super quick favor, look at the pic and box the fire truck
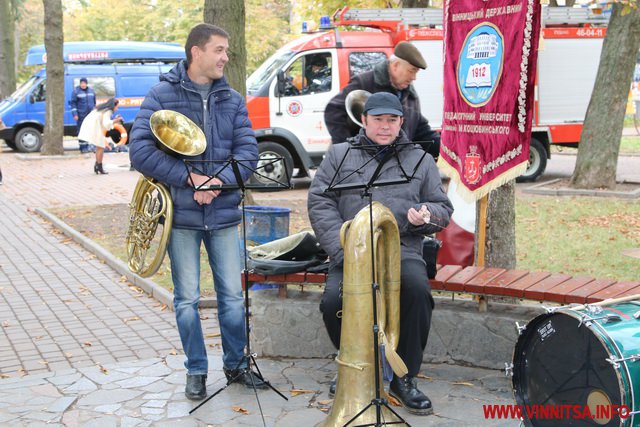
[245,6,609,185]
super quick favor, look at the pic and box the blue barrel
[243,206,290,245]
[241,206,290,290]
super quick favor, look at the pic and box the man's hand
[74,115,78,121]
[189,173,223,205]
[408,204,430,226]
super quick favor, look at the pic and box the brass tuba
[126,110,207,277]
[345,89,371,127]
[317,202,407,427]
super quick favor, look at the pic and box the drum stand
[185,157,291,426]
[324,142,430,427]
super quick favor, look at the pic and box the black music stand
[185,157,290,425]
[324,141,433,427]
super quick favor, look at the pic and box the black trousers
[320,257,434,377]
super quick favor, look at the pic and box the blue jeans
[168,226,246,375]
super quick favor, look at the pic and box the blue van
[0,41,185,152]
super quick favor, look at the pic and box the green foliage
[516,196,640,282]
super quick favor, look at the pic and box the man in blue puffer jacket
[129,23,261,401]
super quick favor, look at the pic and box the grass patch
[516,196,640,282]
[621,135,640,152]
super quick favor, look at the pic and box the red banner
[440,0,541,200]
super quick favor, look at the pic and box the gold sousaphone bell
[126,110,207,277]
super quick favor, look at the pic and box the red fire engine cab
[245,7,608,186]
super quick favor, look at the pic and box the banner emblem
[464,147,482,185]
[457,23,504,107]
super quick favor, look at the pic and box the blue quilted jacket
[129,60,258,231]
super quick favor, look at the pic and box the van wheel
[15,127,42,153]
[516,138,547,183]
[249,142,293,191]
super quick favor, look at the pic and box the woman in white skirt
[78,98,122,174]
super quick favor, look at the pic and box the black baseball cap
[80,77,88,83]
[363,92,403,117]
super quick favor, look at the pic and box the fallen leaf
[205,333,221,338]
[99,365,108,374]
[160,304,168,311]
[64,352,73,358]
[416,373,433,380]
[231,406,249,415]
[317,399,333,405]
[2,320,9,328]
[452,381,474,387]
[83,341,92,347]
[38,360,49,365]
[0,373,10,379]
[170,348,178,355]
[124,316,140,323]
[290,389,314,397]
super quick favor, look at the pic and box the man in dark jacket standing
[324,42,440,159]
[309,92,452,416]
[129,23,262,401]
[69,77,96,153]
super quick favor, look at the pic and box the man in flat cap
[324,41,440,159]
[310,92,452,415]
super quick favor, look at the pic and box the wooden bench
[245,265,640,308]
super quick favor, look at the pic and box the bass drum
[512,302,640,427]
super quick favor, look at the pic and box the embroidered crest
[464,146,482,184]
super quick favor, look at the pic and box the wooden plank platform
[245,266,640,304]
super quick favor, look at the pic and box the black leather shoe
[224,367,268,389]
[185,374,207,400]
[389,375,433,415]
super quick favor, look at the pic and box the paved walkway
[0,148,520,426]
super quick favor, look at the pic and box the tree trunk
[204,0,256,202]
[476,181,516,269]
[570,2,640,189]
[0,0,16,99]
[41,0,64,156]
[203,0,247,95]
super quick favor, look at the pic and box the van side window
[282,53,332,96]
[32,81,46,102]
[75,77,115,98]
[349,52,387,78]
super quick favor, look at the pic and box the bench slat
[482,270,531,296]
[588,281,640,301]
[501,271,552,298]
[565,278,617,304]
[522,273,572,301]
[464,268,507,294]
[544,276,594,303]
[443,266,485,292]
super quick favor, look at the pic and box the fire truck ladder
[334,7,443,30]
[543,7,609,25]
[334,6,609,29]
